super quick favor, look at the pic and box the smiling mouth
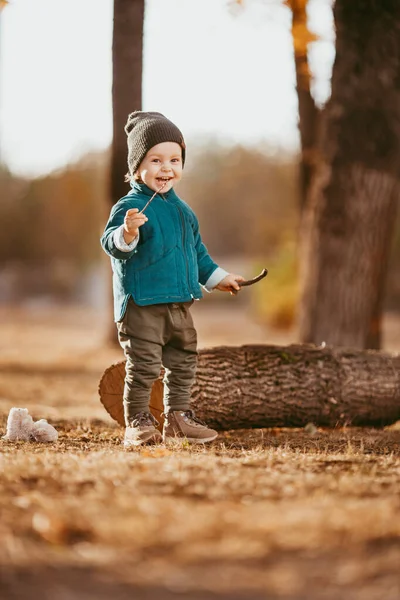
[156,176,173,182]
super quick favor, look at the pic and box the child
[101,111,244,447]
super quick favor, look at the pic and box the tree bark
[299,0,400,349]
[188,344,400,430]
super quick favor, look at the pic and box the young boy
[101,111,244,447]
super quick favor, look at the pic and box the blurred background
[0,0,399,353]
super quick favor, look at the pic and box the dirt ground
[0,304,399,600]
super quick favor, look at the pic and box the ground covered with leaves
[0,306,399,599]
[1,423,399,600]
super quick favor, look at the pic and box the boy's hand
[123,208,148,244]
[215,273,245,295]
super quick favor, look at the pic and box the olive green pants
[117,298,198,425]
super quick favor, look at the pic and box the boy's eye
[151,159,160,163]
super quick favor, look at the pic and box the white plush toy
[3,407,58,443]
[31,418,58,443]
[3,408,34,441]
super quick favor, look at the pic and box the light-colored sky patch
[0,0,333,176]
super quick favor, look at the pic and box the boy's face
[136,141,183,193]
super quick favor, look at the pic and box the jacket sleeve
[192,214,221,286]
[100,200,140,260]
[113,226,139,252]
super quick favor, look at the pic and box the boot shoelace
[181,410,207,427]
[130,412,159,428]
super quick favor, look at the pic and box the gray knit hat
[124,111,186,179]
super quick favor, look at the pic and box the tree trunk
[108,0,145,344]
[99,344,400,430]
[110,0,144,205]
[299,0,400,349]
[188,344,400,430]
[290,0,318,213]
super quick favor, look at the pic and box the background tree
[299,0,400,349]
[110,0,145,206]
[108,0,145,342]
[285,0,318,213]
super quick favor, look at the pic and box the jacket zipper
[176,205,194,298]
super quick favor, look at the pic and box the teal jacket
[101,183,221,321]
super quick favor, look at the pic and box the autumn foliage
[0,142,399,312]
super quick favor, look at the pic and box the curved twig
[238,268,268,287]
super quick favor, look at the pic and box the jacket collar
[130,181,179,201]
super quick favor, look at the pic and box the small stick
[238,268,268,287]
[230,268,268,295]
[138,183,166,214]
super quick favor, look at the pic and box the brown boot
[163,410,218,444]
[124,412,162,448]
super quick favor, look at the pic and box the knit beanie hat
[125,111,186,179]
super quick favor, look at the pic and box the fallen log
[99,344,400,430]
